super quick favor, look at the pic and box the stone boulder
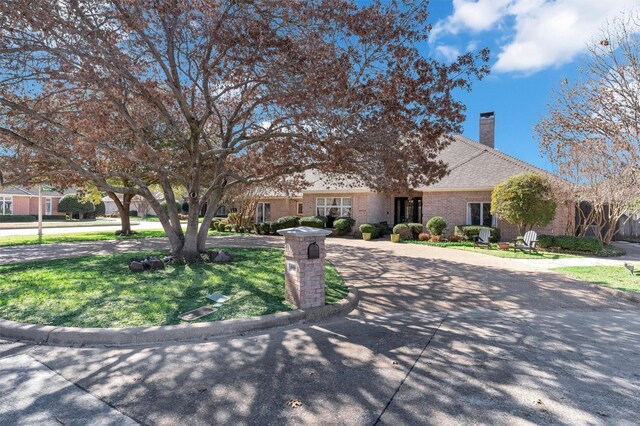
[214,250,232,263]
[129,261,144,272]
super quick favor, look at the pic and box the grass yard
[0,229,230,247]
[404,240,577,259]
[553,265,640,294]
[0,248,348,328]
[0,219,135,230]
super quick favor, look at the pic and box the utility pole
[38,185,43,242]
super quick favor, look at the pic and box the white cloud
[435,44,462,62]
[432,0,639,74]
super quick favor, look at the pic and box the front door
[394,198,407,224]
[394,197,422,224]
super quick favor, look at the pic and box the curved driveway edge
[0,288,359,347]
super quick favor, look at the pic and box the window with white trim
[256,202,271,223]
[0,196,12,215]
[316,197,351,218]
[296,202,304,215]
[45,198,52,215]
[467,202,494,227]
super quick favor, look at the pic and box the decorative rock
[163,255,175,264]
[129,261,144,272]
[207,251,218,262]
[148,257,165,270]
[212,250,232,263]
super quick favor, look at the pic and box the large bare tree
[536,11,640,244]
[0,0,489,261]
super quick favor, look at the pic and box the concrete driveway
[1,237,639,425]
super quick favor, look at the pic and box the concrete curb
[0,288,359,347]
[582,280,640,304]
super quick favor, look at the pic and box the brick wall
[256,198,301,222]
[283,235,326,308]
[10,196,30,215]
[422,190,572,241]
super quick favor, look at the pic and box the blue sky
[422,0,637,171]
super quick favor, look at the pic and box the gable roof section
[0,186,74,196]
[416,135,551,191]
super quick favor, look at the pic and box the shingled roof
[0,186,74,197]
[416,135,551,191]
[298,135,553,193]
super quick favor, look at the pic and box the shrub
[300,216,325,229]
[225,224,236,232]
[418,232,430,241]
[57,194,95,218]
[181,202,189,213]
[374,223,388,238]
[211,218,222,231]
[554,235,603,253]
[359,224,376,234]
[0,215,36,222]
[448,235,461,242]
[271,216,300,233]
[160,201,181,215]
[407,222,423,239]
[392,223,412,240]
[426,216,447,236]
[334,217,355,235]
[129,210,138,217]
[43,215,66,220]
[537,234,555,248]
[216,221,227,232]
[94,201,106,217]
[430,235,442,242]
[454,225,501,243]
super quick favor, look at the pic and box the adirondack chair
[513,230,538,253]
[473,228,491,249]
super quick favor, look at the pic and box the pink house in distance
[254,113,572,240]
[0,186,71,217]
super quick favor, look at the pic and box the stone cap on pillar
[277,226,332,237]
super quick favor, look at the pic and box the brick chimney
[479,112,495,148]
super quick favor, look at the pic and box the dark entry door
[395,197,422,224]
[394,197,407,224]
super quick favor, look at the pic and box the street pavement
[0,237,639,425]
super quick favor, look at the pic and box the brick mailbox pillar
[277,226,332,309]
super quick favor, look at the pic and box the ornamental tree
[0,0,489,261]
[57,194,96,219]
[535,12,640,244]
[491,173,557,235]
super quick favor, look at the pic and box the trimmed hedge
[271,216,300,233]
[129,210,138,217]
[426,216,447,236]
[334,217,355,235]
[538,234,603,253]
[454,225,501,243]
[0,215,37,222]
[300,216,325,229]
[43,215,65,220]
[392,223,412,240]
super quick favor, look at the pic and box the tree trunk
[107,192,134,235]
[182,199,202,262]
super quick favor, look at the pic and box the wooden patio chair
[513,230,538,253]
[473,228,491,249]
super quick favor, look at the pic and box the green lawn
[553,265,640,294]
[0,248,348,328]
[0,229,230,247]
[404,240,577,259]
[0,219,134,230]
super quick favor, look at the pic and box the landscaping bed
[404,240,577,259]
[0,248,347,328]
[553,266,640,294]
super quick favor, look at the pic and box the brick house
[0,186,72,217]
[255,113,572,240]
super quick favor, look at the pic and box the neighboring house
[0,186,74,217]
[255,113,572,240]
